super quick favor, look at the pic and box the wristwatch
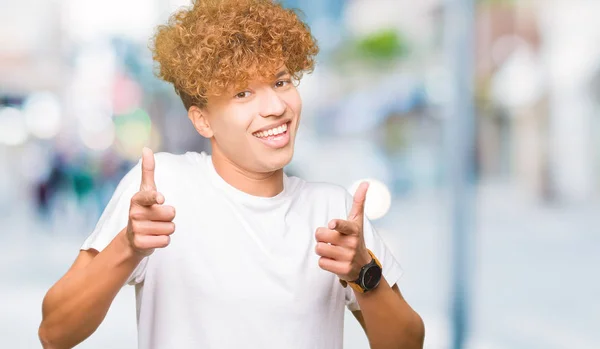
[339,249,382,293]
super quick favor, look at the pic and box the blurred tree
[356,29,408,61]
[332,28,410,69]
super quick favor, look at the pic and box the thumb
[140,147,156,191]
[348,181,369,224]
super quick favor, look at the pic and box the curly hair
[150,0,319,110]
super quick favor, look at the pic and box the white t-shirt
[82,151,403,349]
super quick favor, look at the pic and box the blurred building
[1,1,599,349]
[474,0,600,203]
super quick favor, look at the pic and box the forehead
[217,68,290,93]
[247,67,290,83]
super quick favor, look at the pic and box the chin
[262,147,294,172]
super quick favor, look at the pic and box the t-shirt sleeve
[343,192,403,312]
[80,160,148,285]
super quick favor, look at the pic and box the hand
[315,182,372,282]
[126,147,176,257]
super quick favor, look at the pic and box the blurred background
[1,0,599,348]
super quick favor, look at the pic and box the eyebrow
[275,70,290,79]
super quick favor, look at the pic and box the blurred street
[2,0,600,348]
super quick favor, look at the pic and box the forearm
[355,278,424,349]
[39,229,143,349]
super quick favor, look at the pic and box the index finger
[140,147,156,191]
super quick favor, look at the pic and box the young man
[39,0,424,348]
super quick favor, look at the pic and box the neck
[210,147,284,198]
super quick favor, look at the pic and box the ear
[188,106,213,138]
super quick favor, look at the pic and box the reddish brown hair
[150,0,319,110]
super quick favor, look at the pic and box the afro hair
[150,0,319,110]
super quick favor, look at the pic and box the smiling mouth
[252,121,290,139]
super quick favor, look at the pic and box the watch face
[362,265,382,290]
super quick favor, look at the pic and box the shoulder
[152,151,203,181]
[288,175,351,209]
[153,151,201,172]
[121,151,204,191]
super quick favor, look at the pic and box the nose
[258,88,286,118]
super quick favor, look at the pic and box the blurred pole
[444,0,476,348]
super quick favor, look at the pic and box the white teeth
[254,122,289,138]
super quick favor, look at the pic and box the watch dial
[363,265,382,289]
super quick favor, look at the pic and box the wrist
[356,249,372,268]
[341,249,383,293]
[117,229,146,262]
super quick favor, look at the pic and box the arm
[352,282,425,349]
[39,148,175,349]
[38,230,143,349]
[316,182,424,349]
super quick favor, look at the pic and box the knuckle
[158,236,170,248]
[348,250,357,261]
[133,235,144,248]
[131,220,141,233]
[130,211,144,221]
[315,228,323,240]
[315,242,324,255]
[317,257,327,269]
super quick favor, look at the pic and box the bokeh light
[112,74,143,115]
[78,108,113,132]
[22,92,62,139]
[114,108,153,160]
[349,178,392,220]
[0,107,28,146]
[79,120,116,151]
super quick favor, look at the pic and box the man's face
[201,69,302,173]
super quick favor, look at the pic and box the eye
[275,79,291,88]
[234,91,251,99]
